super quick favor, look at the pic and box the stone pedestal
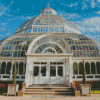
[22,82,26,88]
[80,84,91,96]
[18,91,23,96]
[75,91,80,96]
[71,82,76,88]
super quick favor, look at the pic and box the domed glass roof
[0,6,99,58]
[15,7,81,34]
[0,33,99,58]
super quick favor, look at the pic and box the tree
[13,59,16,85]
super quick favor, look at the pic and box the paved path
[0,94,100,100]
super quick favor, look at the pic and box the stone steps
[23,85,74,96]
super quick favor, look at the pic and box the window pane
[41,62,47,64]
[58,66,63,76]
[85,63,90,74]
[79,62,84,74]
[50,66,56,76]
[73,62,78,74]
[50,62,56,65]
[34,62,40,64]
[34,66,39,76]
[57,62,63,65]
[91,62,95,74]
[41,66,46,76]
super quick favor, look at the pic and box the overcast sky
[0,0,100,41]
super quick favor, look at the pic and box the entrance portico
[25,54,73,87]
[25,34,73,87]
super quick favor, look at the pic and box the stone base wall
[74,80,100,89]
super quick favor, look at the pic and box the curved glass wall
[0,33,99,57]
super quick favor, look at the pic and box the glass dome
[0,33,99,58]
[15,7,81,34]
[0,6,99,58]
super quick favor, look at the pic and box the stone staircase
[23,84,74,96]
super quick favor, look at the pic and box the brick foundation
[74,80,100,89]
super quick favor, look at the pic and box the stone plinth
[75,91,80,96]
[71,82,76,88]
[22,82,26,88]
[18,91,23,96]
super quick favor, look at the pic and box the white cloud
[69,3,77,7]
[74,17,100,33]
[60,2,77,7]
[96,11,100,14]
[6,33,12,36]
[58,11,81,20]
[82,1,88,9]
[0,1,14,16]
[97,0,100,2]
[0,28,6,31]
[7,29,11,31]
[91,0,97,8]
[21,16,32,20]
[26,17,32,19]
[0,3,5,10]
[65,14,80,19]
[1,23,7,26]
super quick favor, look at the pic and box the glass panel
[34,66,39,76]
[41,66,46,76]
[57,62,63,65]
[34,62,40,64]
[73,62,78,74]
[50,66,56,76]
[58,66,63,76]
[79,62,84,74]
[91,62,95,74]
[85,62,90,74]
[50,62,56,65]
[41,62,47,64]
[97,62,100,74]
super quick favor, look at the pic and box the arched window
[85,62,90,74]
[91,62,95,74]
[73,62,78,74]
[24,63,26,75]
[6,62,11,74]
[1,62,6,74]
[35,43,63,54]
[79,62,84,74]
[19,62,23,75]
[96,62,100,74]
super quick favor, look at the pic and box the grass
[91,90,100,94]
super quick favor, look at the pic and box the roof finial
[47,3,50,7]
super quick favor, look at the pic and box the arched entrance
[25,34,72,86]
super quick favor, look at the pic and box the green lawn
[91,90,100,94]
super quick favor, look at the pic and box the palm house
[0,6,100,89]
